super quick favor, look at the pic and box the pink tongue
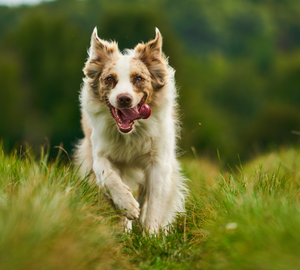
[138,104,151,119]
[119,104,151,120]
[119,106,140,120]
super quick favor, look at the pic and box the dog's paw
[145,222,159,234]
[120,217,133,232]
[112,184,140,220]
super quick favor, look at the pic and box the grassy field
[0,144,300,270]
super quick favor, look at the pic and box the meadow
[1,1,300,269]
[1,144,300,270]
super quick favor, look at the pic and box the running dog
[75,28,187,233]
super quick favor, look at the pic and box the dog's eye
[135,76,143,82]
[105,76,113,82]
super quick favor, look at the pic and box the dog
[75,27,187,233]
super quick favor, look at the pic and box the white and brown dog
[75,28,187,233]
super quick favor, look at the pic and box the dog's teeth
[115,108,119,118]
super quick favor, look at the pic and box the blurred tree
[0,0,299,163]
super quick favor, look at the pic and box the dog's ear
[83,27,118,79]
[134,28,169,90]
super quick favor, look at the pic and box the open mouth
[107,97,151,133]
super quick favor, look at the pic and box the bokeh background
[0,0,300,163]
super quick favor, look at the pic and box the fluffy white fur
[75,28,187,233]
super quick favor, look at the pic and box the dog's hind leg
[160,161,187,229]
[143,162,172,233]
[137,184,147,224]
[144,160,187,233]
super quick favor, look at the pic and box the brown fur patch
[129,58,153,104]
[74,111,94,175]
[81,111,92,139]
[99,67,119,102]
[83,33,119,99]
[134,30,169,91]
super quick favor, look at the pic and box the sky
[0,0,51,6]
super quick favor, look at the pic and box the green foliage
[0,0,300,162]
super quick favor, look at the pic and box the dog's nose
[117,94,132,107]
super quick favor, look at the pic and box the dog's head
[83,28,169,134]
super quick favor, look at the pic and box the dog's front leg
[93,157,140,220]
[144,163,172,233]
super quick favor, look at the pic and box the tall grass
[0,145,128,270]
[0,144,300,269]
[123,148,300,269]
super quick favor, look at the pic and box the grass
[0,144,300,269]
[0,146,128,270]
